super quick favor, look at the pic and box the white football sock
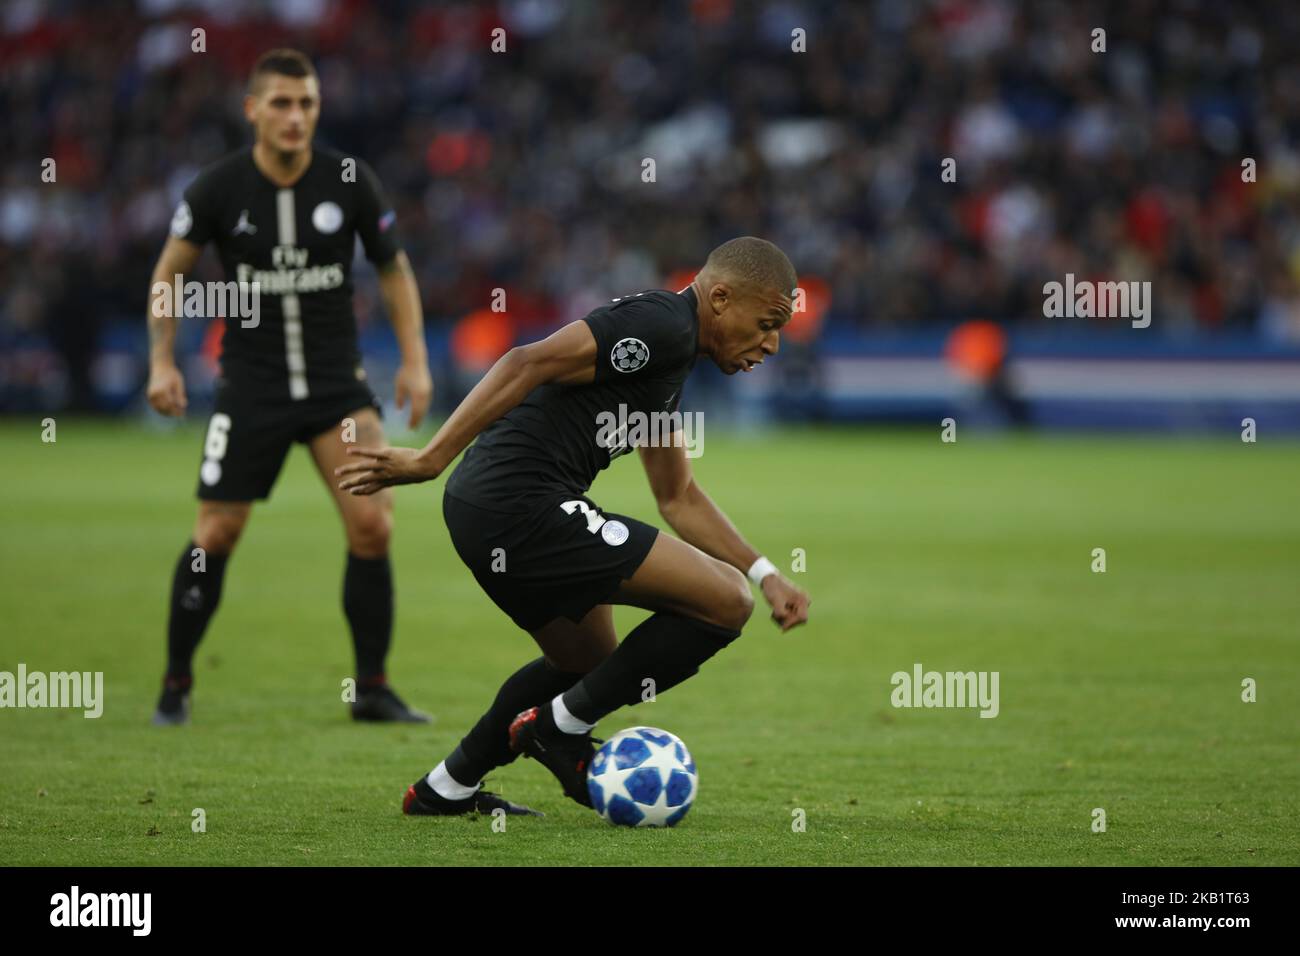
[426,761,479,800]
[551,695,596,734]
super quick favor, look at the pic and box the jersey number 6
[204,413,233,460]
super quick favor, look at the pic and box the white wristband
[747,556,778,585]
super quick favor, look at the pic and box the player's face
[245,74,320,155]
[707,282,792,374]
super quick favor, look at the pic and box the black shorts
[195,381,382,501]
[442,490,659,632]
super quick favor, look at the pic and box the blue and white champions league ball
[587,726,698,827]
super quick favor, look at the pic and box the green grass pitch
[2,419,1297,865]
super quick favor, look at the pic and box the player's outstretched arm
[375,251,432,429]
[145,236,203,417]
[335,319,599,496]
[639,443,810,632]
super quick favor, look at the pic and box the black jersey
[169,145,400,401]
[445,287,700,512]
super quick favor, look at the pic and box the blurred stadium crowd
[3,0,1300,411]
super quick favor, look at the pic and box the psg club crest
[170,201,192,238]
[312,201,343,235]
[601,520,629,546]
[611,337,649,373]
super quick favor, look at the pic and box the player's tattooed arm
[335,320,599,495]
[145,236,203,417]
[639,443,811,632]
[375,251,432,428]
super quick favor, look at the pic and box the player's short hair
[702,237,797,299]
[248,49,317,94]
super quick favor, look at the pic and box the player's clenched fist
[760,573,811,632]
[147,363,188,417]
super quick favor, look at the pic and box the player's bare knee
[731,571,757,629]
[347,506,392,557]
[705,566,753,631]
[194,509,248,555]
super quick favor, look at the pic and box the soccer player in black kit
[146,50,432,724]
[337,237,812,815]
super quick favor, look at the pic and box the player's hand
[760,573,810,632]
[146,363,188,417]
[395,361,433,430]
[334,445,439,495]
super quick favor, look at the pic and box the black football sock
[343,553,393,685]
[444,657,585,787]
[560,613,741,725]
[165,540,231,682]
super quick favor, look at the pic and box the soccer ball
[587,726,698,827]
